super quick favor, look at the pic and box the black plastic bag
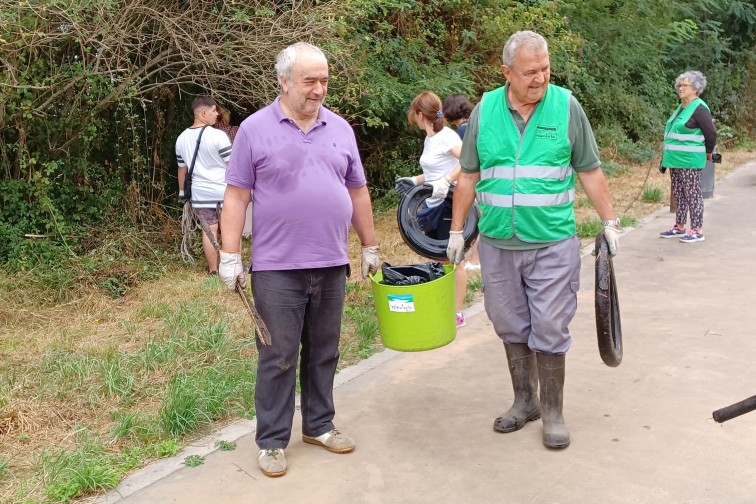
[380,262,446,286]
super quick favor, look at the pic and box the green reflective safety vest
[476,84,575,242]
[662,98,709,169]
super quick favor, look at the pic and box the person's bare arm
[220,185,251,252]
[178,165,187,191]
[577,167,617,221]
[450,171,480,231]
[348,185,377,245]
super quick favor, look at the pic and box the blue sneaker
[679,230,705,243]
[660,226,685,238]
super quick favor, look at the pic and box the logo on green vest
[535,125,558,140]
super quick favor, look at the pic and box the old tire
[594,232,623,367]
[397,184,480,261]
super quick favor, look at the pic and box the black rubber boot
[537,352,570,449]
[493,343,541,433]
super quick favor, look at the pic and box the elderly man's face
[280,49,329,120]
[502,48,551,105]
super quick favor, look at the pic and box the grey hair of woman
[502,31,548,67]
[675,70,707,95]
[275,42,327,88]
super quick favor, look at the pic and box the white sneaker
[258,449,287,477]
[464,262,481,271]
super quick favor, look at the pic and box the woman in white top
[401,91,468,328]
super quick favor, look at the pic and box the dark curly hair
[442,95,473,122]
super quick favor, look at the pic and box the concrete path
[101,161,756,504]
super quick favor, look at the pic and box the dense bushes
[1,0,754,280]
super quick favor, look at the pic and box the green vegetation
[216,440,237,451]
[0,458,9,481]
[465,274,483,305]
[182,455,205,468]
[642,186,664,203]
[601,162,632,178]
[2,0,755,286]
[40,431,121,502]
[1,294,259,502]
[342,281,382,360]
[577,217,637,239]
[36,433,179,502]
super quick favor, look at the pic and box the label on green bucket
[387,294,415,313]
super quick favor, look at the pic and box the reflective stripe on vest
[663,144,706,153]
[662,98,709,169]
[477,189,576,208]
[665,132,705,142]
[480,164,572,181]
[475,84,575,242]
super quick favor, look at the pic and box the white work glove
[219,251,246,290]
[428,175,452,199]
[446,230,465,264]
[361,245,380,278]
[395,176,418,196]
[603,225,620,256]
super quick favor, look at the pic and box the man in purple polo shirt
[219,42,380,478]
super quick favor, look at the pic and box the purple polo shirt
[226,97,367,272]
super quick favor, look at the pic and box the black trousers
[251,265,347,449]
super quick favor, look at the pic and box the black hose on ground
[713,395,756,423]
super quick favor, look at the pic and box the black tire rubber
[594,232,623,367]
[396,184,480,261]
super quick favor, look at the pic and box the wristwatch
[602,218,621,228]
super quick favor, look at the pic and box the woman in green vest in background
[660,70,717,243]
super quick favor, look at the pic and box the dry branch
[0,0,334,150]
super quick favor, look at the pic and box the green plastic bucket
[370,265,456,352]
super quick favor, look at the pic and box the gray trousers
[251,265,347,449]
[479,236,581,354]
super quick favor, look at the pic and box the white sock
[314,431,332,443]
[456,312,463,317]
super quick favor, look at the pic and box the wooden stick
[196,214,272,346]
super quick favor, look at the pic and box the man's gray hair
[502,31,548,67]
[275,42,327,87]
[675,70,707,95]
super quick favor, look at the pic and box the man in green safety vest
[447,30,621,449]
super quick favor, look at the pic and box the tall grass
[3,297,261,503]
[39,430,121,502]
[642,186,663,202]
[0,458,10,482]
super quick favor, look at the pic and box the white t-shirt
[419,126,462,207]
[176,127,232,208]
